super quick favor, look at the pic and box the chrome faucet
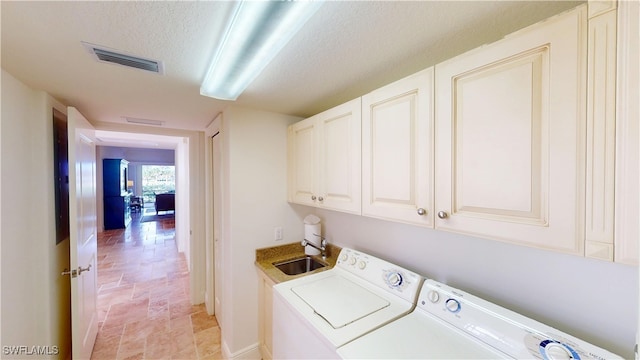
[302,235,327,260]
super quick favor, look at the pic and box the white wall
[219,106,304,358]
[312,208,638,358]
[1,69,72,359]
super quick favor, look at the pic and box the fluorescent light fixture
[200,1,323,100]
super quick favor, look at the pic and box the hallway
[91,211,221,359]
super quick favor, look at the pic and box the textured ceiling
[2,1,583,132]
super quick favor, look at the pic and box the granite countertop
[255,242,342,284]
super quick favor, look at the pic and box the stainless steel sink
[273,256,326,276]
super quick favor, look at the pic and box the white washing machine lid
[292,275,390,329]
[273,267,416,348]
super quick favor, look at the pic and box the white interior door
[212,131,223,327]
[67,107,98,359]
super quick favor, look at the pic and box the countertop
[255,242,342,284]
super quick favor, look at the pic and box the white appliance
[338,279,623,359]
[272,248,422,359]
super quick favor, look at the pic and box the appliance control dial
[445,298,461,313]
[357,261,367,270]
[340,253,348,262]
[427,290,440,303]
[384,271,404,288]
[349,257,357,265]
[539,340,580,360]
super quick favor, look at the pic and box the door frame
[204,114,222,316]
[91,127,207,306]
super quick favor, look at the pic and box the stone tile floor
[91,211,221,360]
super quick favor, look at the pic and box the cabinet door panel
[289,118,317,206]
[258,272,275,360]
[318,98,361,214]
[435,7,586,254]
[362,68,434,226]
[372,99,413,202]
[453,49,545,223]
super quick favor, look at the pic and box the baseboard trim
[222,340,261,360]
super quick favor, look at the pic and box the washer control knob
[427,290,440,303]
[349,257,357,265]
[340,253,348,262]
[385,272,403,288]
[445,298,461,313]
[539,340,580,360]
[358,261,367,270]
[544,344,573,360]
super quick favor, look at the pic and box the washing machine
[338,279,623,359]
[272,247,423,359]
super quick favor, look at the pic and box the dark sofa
[155,193,175,214]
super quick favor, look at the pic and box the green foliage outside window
[142,165,175,203]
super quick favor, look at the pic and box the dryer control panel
[336,248,422,303]
[418,280,623,360]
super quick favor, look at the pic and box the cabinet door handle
[318,196,324,202]
[417,208,426,216]
[311,195,317,201]
[437,211,449,219]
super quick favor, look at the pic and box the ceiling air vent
[82,41,164,74]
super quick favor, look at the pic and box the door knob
[437,211,448,219]
[417,208,426,216]
[78,264,92,275]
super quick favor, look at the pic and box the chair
[130,196,143,213]
[155,193,175,214]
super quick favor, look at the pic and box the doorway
[92,129,202,306]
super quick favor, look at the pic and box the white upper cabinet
[361,68,434,227]
[288,98,362,214]
[286,2,637,264]
[613,0,639,265]
[585,1,618,261]
[434,7,588,254]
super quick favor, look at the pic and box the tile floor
[91,210,222,360]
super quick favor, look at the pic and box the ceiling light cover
[200,1,323,100]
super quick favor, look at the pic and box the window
[142,165,175,203]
